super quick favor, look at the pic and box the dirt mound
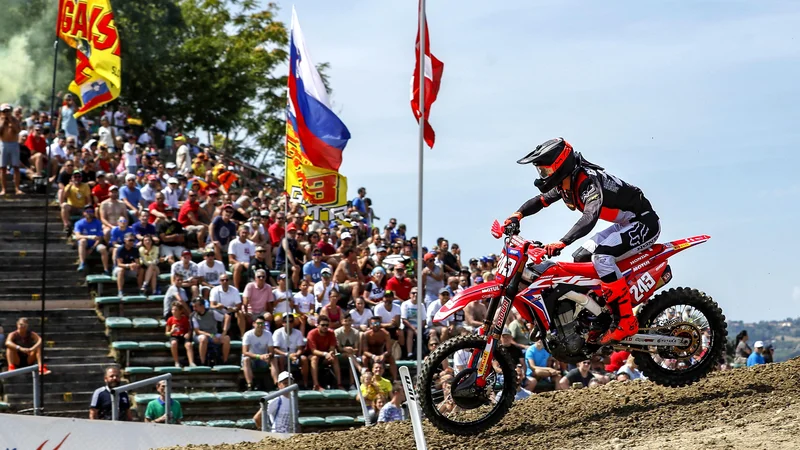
[161,359,800,450]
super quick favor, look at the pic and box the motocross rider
[505,137,660,345]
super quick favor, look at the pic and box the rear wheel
[416,334,516,435]
[634,287,727,387]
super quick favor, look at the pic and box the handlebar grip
[504,221,520,236]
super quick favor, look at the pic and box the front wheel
[416,334,517,435]
[634,287,727,387]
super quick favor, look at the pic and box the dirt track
[161,358,800,450]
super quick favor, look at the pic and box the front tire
[416,334,517,435]
[634,287,727,387]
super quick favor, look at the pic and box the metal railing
[0,365,41,416]
[110,373,172,422]
[259,384,299,433]
[349,355,372,426]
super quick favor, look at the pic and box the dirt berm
[161,358,800,450]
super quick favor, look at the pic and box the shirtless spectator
[464,298,488,332]
[361,316,397,381]
[98,186,127,241]
[374,291,404,350]
[333,247,363,306]
[4,318,50,374]
[334,312,361,378]
[0,103,23,195]
[306,316,342,391]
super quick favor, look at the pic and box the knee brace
[591,253,621,282]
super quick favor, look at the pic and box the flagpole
[415,0,427,374]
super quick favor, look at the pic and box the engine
[544,299,598,364]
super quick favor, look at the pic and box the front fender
[433,281,503,323]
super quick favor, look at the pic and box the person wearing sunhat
[253,370,297,432]
[60,169,92,233]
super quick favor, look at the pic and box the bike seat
[557,244,666,279]
[556,261,598,278]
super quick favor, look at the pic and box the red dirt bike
[417,219,727,435]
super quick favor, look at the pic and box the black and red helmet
[517,137,577,193]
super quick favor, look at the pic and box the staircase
[0,192,114,417]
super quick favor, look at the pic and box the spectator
[243,268,274,324]
[293,280,315,335]
[558,359,600,390]
[4,318,50,375]
[350,297,372,332]
[253,371,297,433]
[210,273,245,337]
[177,189,208,247]
[60,169,91,233]
[98,185,127,241]
[109,216,131,248]
[733,330,751,368]
[114,233,144,298]
[229,226,256,290]
[144,380,183,424]
[361,316,398,381]
[122,136,138,175]
[268,211,286,247]
[616,354,645,381]
[249,245,275,284]
[747,341,766,367]
[421,253,444,307]
[525,338,561,391]
[320,291,344,329]
[302,249,330,284]
[362,266,387,308]
[763,343,775,364]
[334,312,360,379]
[57,94,79,141]
[272,274,295,329]
[158,207,186,264]
[358,370,382,404]
[139,234,161,295]
[306,316,342,391]
[191,298,231,365]
[241,316,276,391]
[92,171,110,205]
[313,267,337,309]
[400,288,426,359]
[170,250,199,299]
[119,173,143,216]
[89,366,130,420]
[132,210,158,244]
[499,327,525,366]
[0,103,23,196]
[73,205,111,274]
[166,303,196,368]
[140,174,161,205]
[374,292,403,352]
[148,191,168,225]
[163,273,190,320]
[386,263,413,301]
[209,204,237,263]
[276,223,303,288]
[197,249,226,300]
[273,313,309,388]
[377,382,406,423]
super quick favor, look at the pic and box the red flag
[411,2,444,148]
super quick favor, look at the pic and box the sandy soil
[159,358,800,450]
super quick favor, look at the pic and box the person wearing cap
[157,206,187,264]
[120,173,144,217]
[276,222,303,288]
[114,232,145,298]
[313,266,337,309]
[91,170,111,204]
[191,297,231,365]
[174,134,192,174]
[60,168,92,233]
[209,204,237,263]
[163,161,178,184]
[253,370,297,432]
[73,205,111,274]
[161,176,182,210]
[143,379,183,424]
[747,341,766,367]
[171,248,200,300]
[272,313,309,388]
[197,248,226,300]
[98,185,128,241]
[0,102,23,195]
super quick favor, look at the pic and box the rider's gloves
[504,212,523,227]
[544,241,566,257]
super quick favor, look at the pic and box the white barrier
[0,413,288,450]
[399,366,427,450]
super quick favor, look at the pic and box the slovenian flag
[287,7,351,171]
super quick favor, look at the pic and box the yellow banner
[57,0,122,117]
[285,118,348,207]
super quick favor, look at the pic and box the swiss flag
[410,1,444,149]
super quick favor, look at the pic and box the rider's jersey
[517,166,655,246]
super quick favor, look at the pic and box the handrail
[349,355,372,426]
[110,373,172,422]
[259,383,299,433]
[0,365,40,416]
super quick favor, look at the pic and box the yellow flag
[56,0,122,118]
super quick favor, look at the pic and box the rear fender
[629,261,669,306]
[433,281,503,323]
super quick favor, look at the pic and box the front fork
[468,271,524,387]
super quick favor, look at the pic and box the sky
[271,0,800,322]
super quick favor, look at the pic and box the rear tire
[416,334,516,435]
[634,287,727,387]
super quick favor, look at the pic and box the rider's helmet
[516,137,576,193]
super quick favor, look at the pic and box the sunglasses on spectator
[220,278,229,282]
[256,275,265,279]
[319,323,329,328]
[255,321,265,326]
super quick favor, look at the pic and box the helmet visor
[536,165,556,178]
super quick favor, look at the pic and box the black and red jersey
[517,166,656,246]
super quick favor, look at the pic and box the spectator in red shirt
[268,212,285,247]
[386,263,413,300]
[24,124,47,155]
[177,190,208,245]
[165,304,196,368]
[92,171,111,204]
[306,316,342,391]
[316,228,337,257]
[148,191,168,225]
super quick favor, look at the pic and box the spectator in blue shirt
[302,249,330,283]
[109,216,132,248]
[747,341,766,366]
[131,210,158,245]
[377,382,405,423]
[120,173,143,217]
[74,205,111,274]
[525,338,561,389]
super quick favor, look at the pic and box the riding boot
[599,278,639,345]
